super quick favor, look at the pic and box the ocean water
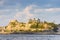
[0,34,60,40]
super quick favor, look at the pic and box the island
[0,18,59,34]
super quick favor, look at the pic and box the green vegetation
[0,18,59,34]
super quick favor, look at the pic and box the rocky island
[0,18,59,34]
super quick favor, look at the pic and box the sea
[0,34,60,40]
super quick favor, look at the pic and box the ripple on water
[0,34,59,40]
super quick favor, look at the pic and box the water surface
[0,34,60,40]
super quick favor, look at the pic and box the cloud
[0,9,15,15]
[14,5,34,22]
[14,5,60,23]
[0,4,60,25]
[0,0,4,5]
[0,15,11,26]
[34,8,60,13]
[23,5,34,18]
[0,8,19,26]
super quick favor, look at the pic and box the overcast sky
[0,0,60,26]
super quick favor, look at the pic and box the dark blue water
[0,34,60,40]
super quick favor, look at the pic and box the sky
[0,0,60,26]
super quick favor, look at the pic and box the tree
[10,22,16,27]
[30,23,37,28]
[48,22,58,32]
[28,19,32,24]
[40,25,45,29]
[52,24,58,32]
[37,18,40,23]
[52,27,58,32]
[20,22,25,27]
